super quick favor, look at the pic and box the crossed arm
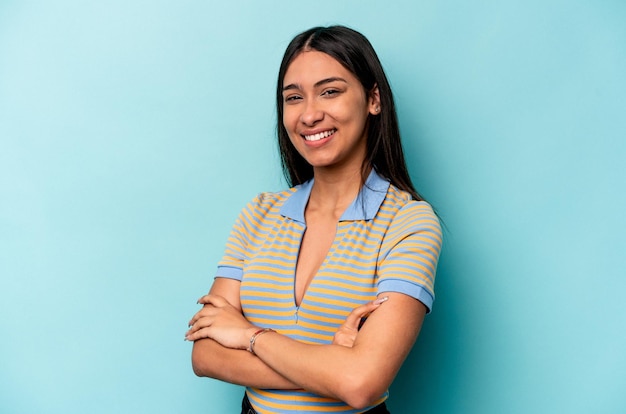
[189,278,298,389]
[187,277,426,410]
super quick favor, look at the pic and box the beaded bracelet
[248,328,275,355]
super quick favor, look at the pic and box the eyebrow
[282,77,348,92]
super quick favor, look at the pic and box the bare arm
[189,291,426,410]
[190,277,298,389]
[251,292,425,409]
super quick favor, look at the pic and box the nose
[299,100,323,126]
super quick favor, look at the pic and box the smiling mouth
[303,129,336,142]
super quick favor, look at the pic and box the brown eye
[284,95,302,103]
[322,89,340,97]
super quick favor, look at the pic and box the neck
[308,164,370,218]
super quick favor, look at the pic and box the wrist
[239,326,257,350]
[247,328,275,355]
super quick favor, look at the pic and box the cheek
[282,114,300,145]
[282,108,297,131]
[328,97,367,124]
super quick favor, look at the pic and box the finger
[333,330,357,347]
[188,306,218,327]
[186,315,213,337]
[196,294,211,304]
[188,308,207,327]
[344,297,389,329]
[185,326,213,342]
[197,294,229,307]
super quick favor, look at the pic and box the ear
[368,84,381,115]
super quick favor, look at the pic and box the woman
[186,25,442,414]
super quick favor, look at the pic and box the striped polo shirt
[216,169,442,413]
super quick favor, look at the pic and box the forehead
[283,51,357,86]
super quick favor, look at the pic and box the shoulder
[237,187,297,221]
[246,188,296,211]
[378,186,442,249]
[255,187,296,207]
[384,186,439,225]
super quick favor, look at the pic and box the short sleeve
[377,201,442,312]
[215,196,260,281]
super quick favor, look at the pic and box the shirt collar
[280,169,390,223]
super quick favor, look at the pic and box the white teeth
[304,129,335,141]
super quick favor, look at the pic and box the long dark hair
[276,25,423,201]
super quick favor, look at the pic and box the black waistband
[241,394,390,414]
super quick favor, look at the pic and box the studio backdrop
[1,1,625,413]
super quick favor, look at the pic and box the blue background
[1,1,625,413]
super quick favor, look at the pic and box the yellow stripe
[242,281,292,291]
[307,285,374,301]
[242,298,293,307]
[221,181,438,413]
[249,389,388,412]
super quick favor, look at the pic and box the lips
[303,129,336,142]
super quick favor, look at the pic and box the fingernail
[374,296,389,305]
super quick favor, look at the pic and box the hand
[186,294,257,349]
[332,296,388,347]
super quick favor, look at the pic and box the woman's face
[282,51,379,173]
